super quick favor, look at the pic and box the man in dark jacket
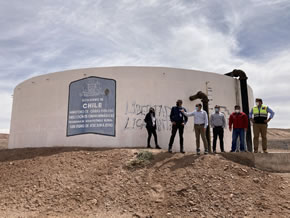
[168,100,188,153]
[144,107,161,149]
[229,105,248,152]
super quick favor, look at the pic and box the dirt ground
[0,147,289,218]
[0,130,289,217]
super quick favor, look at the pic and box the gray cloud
[0,0,290,132]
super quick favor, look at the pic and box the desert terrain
[0,133,8,150]
[267,128,290,151]
[0,129,289,217]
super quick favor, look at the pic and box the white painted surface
[9,67,254,151]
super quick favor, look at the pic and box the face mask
[256,102,260,106]
[235,110,240,113]
[215,108,219,113]
[195,107,199,111]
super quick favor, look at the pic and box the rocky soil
[0,147,289,218]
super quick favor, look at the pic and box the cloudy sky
[0,0,290,133]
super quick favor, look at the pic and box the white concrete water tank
[8,66,254,151]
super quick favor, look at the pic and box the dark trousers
[213,127,224,152]
[168,123,184,151]
[146,126,158,147]
[231,128,245,152]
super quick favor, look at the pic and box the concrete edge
[220,152,290,173]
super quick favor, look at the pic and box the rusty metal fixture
[189,91,209,103]
[225,69,248,80]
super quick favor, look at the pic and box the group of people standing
[144,98,274,154]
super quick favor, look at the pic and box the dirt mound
[0,148,289,218]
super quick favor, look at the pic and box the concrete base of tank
[221,152,290,173]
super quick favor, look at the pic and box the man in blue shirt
[168,100,188,153]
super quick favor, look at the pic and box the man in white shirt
[182,103,209,155]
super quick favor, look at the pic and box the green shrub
[136,150,153,161]
[126,150,153,169]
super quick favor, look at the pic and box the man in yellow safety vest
[249,98,275,153]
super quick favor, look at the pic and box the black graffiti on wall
[124,101,232,131]
[124,101,172,131]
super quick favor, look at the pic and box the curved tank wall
[8,67,254,152]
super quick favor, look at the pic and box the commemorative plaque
[67,76,116,136]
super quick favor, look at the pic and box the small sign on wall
[67,76,116,137]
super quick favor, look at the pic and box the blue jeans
[231,128,245,152]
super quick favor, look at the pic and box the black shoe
[204,151,208,155]
[213,151,217,154]
[168,149,173,153]
[180,150,185,154]
[147,145,152,149]
[155,145,161,149]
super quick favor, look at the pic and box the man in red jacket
[229,105,248,152]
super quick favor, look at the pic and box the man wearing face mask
[249,98,275,153]
[168,100,188,153]
[229,105,248,152]
[144,107,161,149]
[181,103,209,155]
[210,105,226,153]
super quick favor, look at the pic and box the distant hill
[267,128,290,150]
[0,134,8,150]
[268,128,290,139]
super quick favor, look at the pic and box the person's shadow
[147,151,201,171]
